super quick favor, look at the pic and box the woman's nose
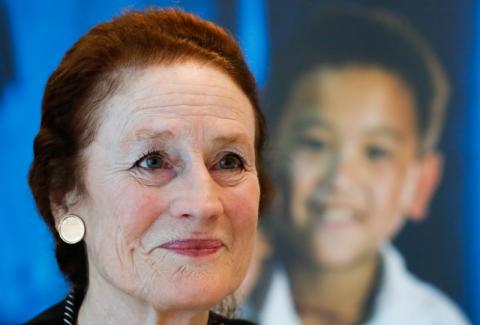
[168,164,224,221]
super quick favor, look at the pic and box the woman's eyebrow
[210,133,253,147]
[118,130,253,151]
[133,129,175,140]
[119,129,175,149]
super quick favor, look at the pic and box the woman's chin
[141,276,237,311]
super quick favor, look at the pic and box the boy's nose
[327,151,361,191]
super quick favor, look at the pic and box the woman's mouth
[159,239,224,257]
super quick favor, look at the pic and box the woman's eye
[216,153,245,170]
[366,146,390,160]
[136,153,170,170]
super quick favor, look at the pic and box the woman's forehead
[93,63,256,146]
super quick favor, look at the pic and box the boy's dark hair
[266,6,449,153]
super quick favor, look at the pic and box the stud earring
[58,214,85,244]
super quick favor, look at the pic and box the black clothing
[24,289,255,325]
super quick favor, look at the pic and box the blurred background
[0,0,478,324]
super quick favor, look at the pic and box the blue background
[0,0,477,324]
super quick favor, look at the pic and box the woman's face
[282,66,427,270]
[73,63,260,310]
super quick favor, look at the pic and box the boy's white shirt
[258,244,470,325]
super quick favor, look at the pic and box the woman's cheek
[227,177,260,249]
[225,179,259,285]
[112,185,169,245]
[233,176,260,216]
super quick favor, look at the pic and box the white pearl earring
[58,214,85,244]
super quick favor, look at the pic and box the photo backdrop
[0,0,477,324]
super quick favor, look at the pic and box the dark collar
[24,288,255,325]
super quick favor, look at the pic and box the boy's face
[282,66,440,270]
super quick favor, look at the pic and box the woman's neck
[288,252,379,325]
[77,269,210,325]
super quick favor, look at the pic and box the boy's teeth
[322,209,354,221]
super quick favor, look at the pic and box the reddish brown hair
[29,8,271,291]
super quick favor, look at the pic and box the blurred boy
[252,7,469,325]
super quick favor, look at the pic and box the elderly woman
[26,8,270,325]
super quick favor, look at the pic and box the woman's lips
[159,239,223,257]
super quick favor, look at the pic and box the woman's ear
[50,188,83,223]
[407,152,443,222]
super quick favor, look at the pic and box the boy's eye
[299,136,327,151]
[366,146,390,160]
[216,153,245,170]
